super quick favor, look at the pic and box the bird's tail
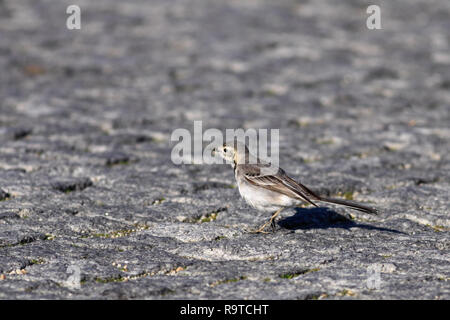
[317,196,378,214]
[284,176,378,215]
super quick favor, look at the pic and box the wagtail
[213,140,377,233]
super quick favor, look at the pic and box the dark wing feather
[240,164,377,214]
[242,165,319,207]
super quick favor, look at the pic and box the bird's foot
[246,209,283,234]
[247,219,276,234]
[247,226,271,234]
[271,220,277,232]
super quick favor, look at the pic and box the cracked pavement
[0,0,449,299]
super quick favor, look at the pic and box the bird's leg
[269,208,283,232]
[251,208,283,234]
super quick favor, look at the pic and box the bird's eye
[223,147,227,152]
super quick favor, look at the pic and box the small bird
[214,140,377,233]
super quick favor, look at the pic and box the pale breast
[236,174,298,213]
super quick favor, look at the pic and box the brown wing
[241,164,319,207]
[240,164,378,214]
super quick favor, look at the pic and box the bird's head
[213,140,249,166]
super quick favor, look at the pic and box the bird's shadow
[278,207,405,234]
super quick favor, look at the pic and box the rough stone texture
[0,0,449,299]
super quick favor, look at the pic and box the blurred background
[0,0,448,299]
[1,0,449,161]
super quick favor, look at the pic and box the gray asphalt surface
[0,0,449,299]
